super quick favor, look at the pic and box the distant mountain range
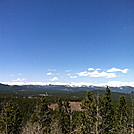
[0,83,134,93]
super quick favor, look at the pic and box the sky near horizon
[0,0,134,86]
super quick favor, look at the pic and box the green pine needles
[0,100,22,134]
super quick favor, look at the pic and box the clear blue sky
[0,0,134,85]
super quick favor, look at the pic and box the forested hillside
[0,87,133,134]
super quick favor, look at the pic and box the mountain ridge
[0,83,134,93]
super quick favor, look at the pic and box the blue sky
[0,0,134,86]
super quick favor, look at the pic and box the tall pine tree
[55,98,71,134]
[116,96,131,133]
[30,97,52,134]
[80,91,104,134]
[80,91,96,133]
[101,86,115,134]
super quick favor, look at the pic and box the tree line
[0,87,133,134]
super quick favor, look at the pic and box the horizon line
[1,81,134,87]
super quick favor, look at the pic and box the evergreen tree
[80,91,104,134]
[116,96,131,133]
[30,97,52,134]
[80,92,96,133]
[56,98,71,134]
[94,94,104,134]
[0,100,22,134]
[101,86,115,134]
[71,111,82,134]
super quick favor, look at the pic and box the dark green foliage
[54,98,71,134]
[30,97,52,133]
[80,92,95,133]
[115,96,131,133]
[0,87,133,134]
[0,96,37,126]
[101,86,115,133]
[80,91,104,134]
[0,100,22,134]
[72,111,81,133]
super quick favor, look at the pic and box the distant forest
[0,87,133,134]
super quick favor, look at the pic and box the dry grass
[49,102,83,112]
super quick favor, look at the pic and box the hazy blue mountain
[0,83,134,93]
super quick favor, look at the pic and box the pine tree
[0,100,22,134]
[116,96,131,133]
[101,86,115,134]
[71,111,82,134]
[94,93,104,134]
[56,98,71,134]
[79,91,105,134]
[30,97,52,134]
[80,91,96,133]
